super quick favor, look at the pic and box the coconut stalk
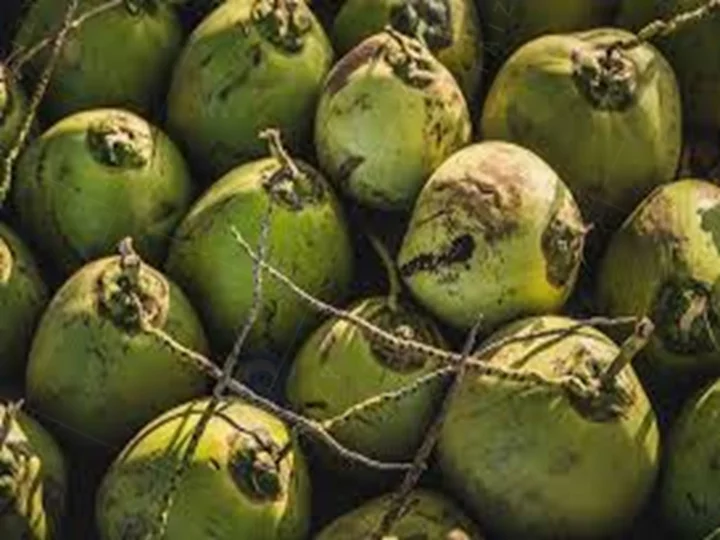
[0,0,78,207]
[369,319,482,539]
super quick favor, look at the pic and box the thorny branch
[0,0,80,206]
[371,320,483,539]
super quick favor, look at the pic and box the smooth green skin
[438,315,660,539]
[315,32,471,211]
[97,398,311,540]
[597,179,720,374]
[13,0,183,123]
[480,28,682,230]
[661,379,720,539]
[0,403,67,540]
[0,223,49,377]
[12,108,195,278]
[25,256,210,446]
[477,0,617,64]
[165,156,353,357]
[0,66,28,154]
[286,296,446,462]
[616,0,720,131]
[331,0,484,99]
[166,0,334,178]
[397,141,584,332]
[315,488,484,539]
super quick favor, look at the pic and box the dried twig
[214,205,274,398]
[0,0,80,206]
[232,228,641,365]
[142,314,413,473]
[612,0,720,53]
[371,320,482,538]
[5,0,124,71]
[147,204,275,538]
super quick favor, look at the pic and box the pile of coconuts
[0,0,718,538]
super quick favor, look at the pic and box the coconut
[660,377,720,538]
[25,242,210,447]
[315,488,484,539]
[0,65,28,155]
[330,0,484,100]
[476,0,617,66]
[96,397,311,540]
[597,179,720,380]
[437,315,660,539]
[286,295,446,464]
[0,401,67,540]
[11,108,195,278]
[0,223,48,377]
[480,28,682,232]
[616,0,720,132]
[397,140,586,333]
[12,0,183,122]
[165,129,353,358]
[315,29,471,211]
[166,0,334,178]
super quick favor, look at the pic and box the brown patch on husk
[399,234,475,277]
[541,193,586,289]
[652,278,720,356]
[324,37,384,97]
[438,168,522,244]
[361,300,440,373]
[227,429,283,502]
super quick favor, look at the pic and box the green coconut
[11,108,195,278]
[397,140,587,333]
[0,65,28,155]
[0,223,48,377]
[0,401,67,540]
[166,0,334,178]
[165,130,353,358]
[597,179,720,380]
[315,29,471,211]
[286,295,446,464]
[25,244,211,447]
[437,315,660,539]
[315,489,484,539]
[660,377,720,538]
[480,27,682,231]
[616,0,720,132]
[12,0,183,123]
[476,0,617,65]
[330,0,484,100]
[96,397,311,540]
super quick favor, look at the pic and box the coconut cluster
[0,0,718,538]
